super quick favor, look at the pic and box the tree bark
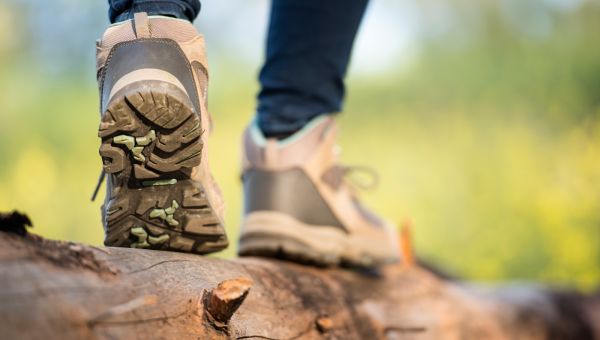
[0,218,598,339]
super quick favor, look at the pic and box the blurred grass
[0,0,599,290]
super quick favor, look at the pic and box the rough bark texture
[0,213,599,340]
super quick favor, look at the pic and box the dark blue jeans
[108,0,368,137]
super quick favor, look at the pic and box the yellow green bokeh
[0,0,598,290]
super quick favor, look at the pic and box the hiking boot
[95,13,228,254]
[238,115,399,267]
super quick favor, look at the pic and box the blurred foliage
[0,0,598,289]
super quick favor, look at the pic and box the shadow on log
[0,212,598,339]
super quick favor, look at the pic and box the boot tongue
[133,12,151,39]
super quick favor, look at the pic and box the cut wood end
[316,316,334,333]
[400,218,415,267]
[205,277,253,326]
[212,277,253,302]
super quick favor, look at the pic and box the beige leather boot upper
[96,13,227,254]
[240,115,399,266]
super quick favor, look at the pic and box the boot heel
[98,82,228,254]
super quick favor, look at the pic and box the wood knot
[204,277,253,329]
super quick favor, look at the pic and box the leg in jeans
[107,0,201,23]
[257,0,369,138]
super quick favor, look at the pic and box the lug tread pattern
[98,82,228,255]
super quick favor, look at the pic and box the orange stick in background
[399,218,415,267]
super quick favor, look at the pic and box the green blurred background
[1,0,599,289]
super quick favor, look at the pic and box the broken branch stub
[0,211,32,236]
[204,277,253,327]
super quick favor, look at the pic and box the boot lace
[91,170,106,202]
[326,164,379,193]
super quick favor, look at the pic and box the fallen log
[0,212,598,339]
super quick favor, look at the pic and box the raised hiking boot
[94,12,228,254]
[238,115,399,267]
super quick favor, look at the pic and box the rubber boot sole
[238,212,398,267]
[98,81,228,254]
